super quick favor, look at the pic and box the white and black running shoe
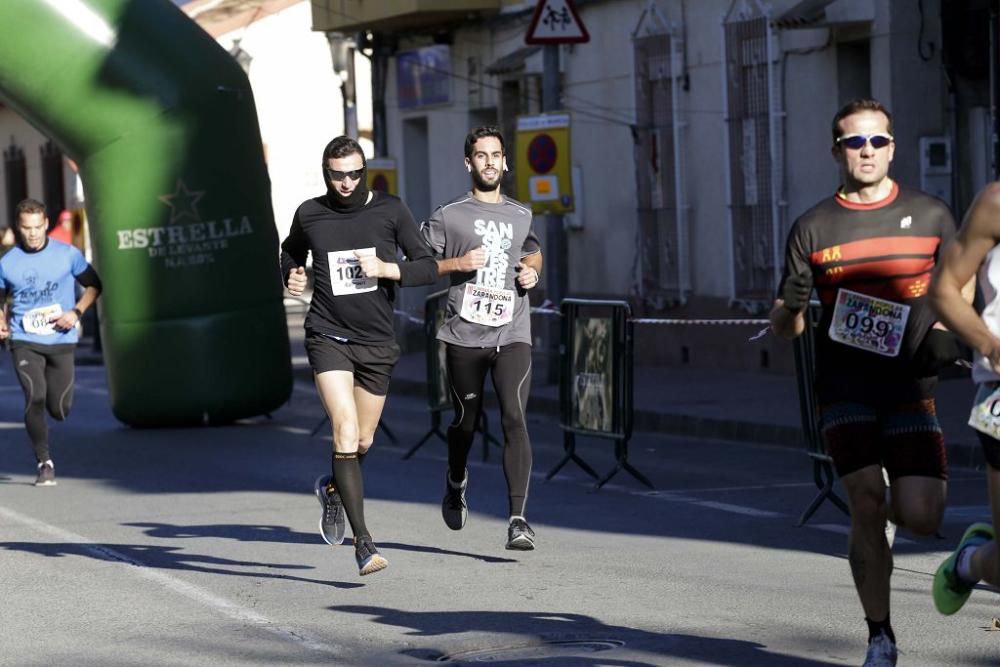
[506,517,535,551]
[314,474,346,545]
[354,535,388,576]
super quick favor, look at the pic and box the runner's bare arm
[0,299,8,340]
[356,252,401,281]
[437,246,486,275]
[769,300,805,339]
[931,182,1000,370]
[520,250,543,274]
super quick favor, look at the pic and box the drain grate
[438,638,625,662]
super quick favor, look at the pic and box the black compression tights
[11,345,75,463]
[446,342,533,517]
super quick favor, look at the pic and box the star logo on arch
[159,180,205,223]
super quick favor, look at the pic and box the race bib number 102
[828,288,910,357]
[327,248,377,296]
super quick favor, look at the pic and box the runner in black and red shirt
[770,99,970,667]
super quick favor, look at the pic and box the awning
[485,46,542,75]
[773,0,874,30]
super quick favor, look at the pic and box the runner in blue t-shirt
[0,198,102,486]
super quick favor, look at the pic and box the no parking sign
[366,158,398,196]
[515,113,574,214]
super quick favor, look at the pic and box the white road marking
[0,505,342,656]
[809,522,914,545]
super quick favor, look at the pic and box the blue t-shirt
[0,240,88,345]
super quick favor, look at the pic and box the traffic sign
[525,0,590,45]
[366,158,397,195]
[516,113,574,214]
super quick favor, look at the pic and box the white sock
[956,544,980,585]
[509,514,525,524]
[37,460,53,469]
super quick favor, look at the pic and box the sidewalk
[359,350,984,467]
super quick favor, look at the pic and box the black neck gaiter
[325,166,370,213]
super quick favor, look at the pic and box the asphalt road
[0,359,997,666]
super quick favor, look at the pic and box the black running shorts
[819,399,947,481]
[304,333,400,396]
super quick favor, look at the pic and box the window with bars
[633,30,688,308]
[722,8,785,307]
[4,140,27,229]
[41,140,65,225]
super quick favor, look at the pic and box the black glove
[781,270,813,312]
[910,328,966,377]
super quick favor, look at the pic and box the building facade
[311,0,991,369]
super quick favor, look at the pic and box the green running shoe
[932,522,995,615]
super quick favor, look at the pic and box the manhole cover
[439,638,625,662]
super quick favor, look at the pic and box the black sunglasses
[325,167,364,182]
[835,133,893,150]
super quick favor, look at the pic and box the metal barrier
[403,289,501,460]
[794,301,850,525]
[547,299,653,490]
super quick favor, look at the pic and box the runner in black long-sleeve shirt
[280,136,437,576]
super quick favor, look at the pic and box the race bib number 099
[327,248,377,296]
[969,382,1000,439]
[828,288,909,357]
[23,303,62,335]
[460,283,515,327]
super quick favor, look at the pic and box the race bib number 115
[460,283,515,327]
[828,288,909,357]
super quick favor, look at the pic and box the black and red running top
[778,182,957,403]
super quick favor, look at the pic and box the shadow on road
[124,521,319,545]
[0,541,363,589]
[330,605,845,666]
[120,522,517,563]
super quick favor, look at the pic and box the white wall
[0,109,77,229]
[215,1,346,239]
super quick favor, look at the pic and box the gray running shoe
[34,462,56,487]
[442,468,468,530]
[314,474,346,545]
[354,535,388,576]
[506,517,535,551]
[863,630,897,667]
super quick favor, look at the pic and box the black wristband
[72,307,83,319]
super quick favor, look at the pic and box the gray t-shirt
[422,193,541,348]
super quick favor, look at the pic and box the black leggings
[446,342,533,517]
[11,344,75,463]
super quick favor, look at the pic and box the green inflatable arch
[0,0,292,426]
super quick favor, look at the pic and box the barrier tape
[297,297,975,360]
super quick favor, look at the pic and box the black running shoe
[354,535,388,576]
[314,474,346,545]
[441,468,468,530]
[506,517,535,551]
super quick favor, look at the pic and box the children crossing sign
[525,0,590,45]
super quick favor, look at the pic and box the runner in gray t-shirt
[421,126,543,550]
